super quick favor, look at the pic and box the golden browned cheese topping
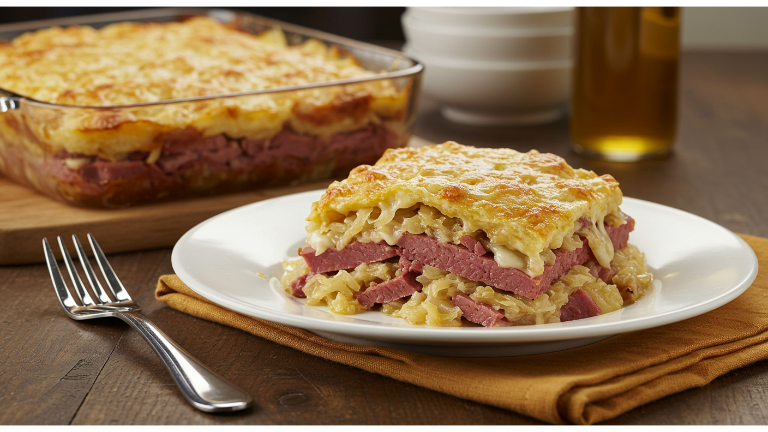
[0,16,384,106]
[0,17,408,159]
[306,142,624,275]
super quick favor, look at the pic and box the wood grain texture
[1,52,768,425]
[0,178,336,266]
[0,261,128,425]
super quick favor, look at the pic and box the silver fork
[43,234,252,413]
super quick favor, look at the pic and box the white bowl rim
[408,6,574,17]
[402,12,573,37]
[404,46,572,70]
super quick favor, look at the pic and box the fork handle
[117,310,252,412]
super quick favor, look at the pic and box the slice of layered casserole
[282,142,653,326]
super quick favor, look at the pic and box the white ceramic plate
[172,191,758,357]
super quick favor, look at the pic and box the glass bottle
[570,7,680,161]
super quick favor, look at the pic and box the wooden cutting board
[0,136,434,265]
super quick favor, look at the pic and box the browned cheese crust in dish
[0,16,415,207]
[282,142,653,327]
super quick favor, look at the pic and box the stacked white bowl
[402,7,573,126]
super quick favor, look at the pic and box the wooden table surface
[2,51,768,425]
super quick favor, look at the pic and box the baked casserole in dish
[282,142,653,327]
[0,10,422,207]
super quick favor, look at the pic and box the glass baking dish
[0,8,422,207]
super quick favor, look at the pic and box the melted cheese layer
[306,142,625,276]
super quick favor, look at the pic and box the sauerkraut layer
[281,244,652,326]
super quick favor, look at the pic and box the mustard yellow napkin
[155,234,767,425]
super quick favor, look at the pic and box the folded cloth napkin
[155,234,767,425]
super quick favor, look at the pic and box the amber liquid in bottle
[570,7,680,161]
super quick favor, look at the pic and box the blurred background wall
[0,7,408,42]
[0,7,766,49]
[681,7,768,49]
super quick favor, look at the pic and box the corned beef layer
[296,215,635,326]
[452,293,506,327]
[397,233,593,300]
[6,123,399,208]
[357,271,422,308]
[559,289,602,322]
[302,241,399,274]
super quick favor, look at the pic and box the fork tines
[43,234,252,412]
[44,234,133,315]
